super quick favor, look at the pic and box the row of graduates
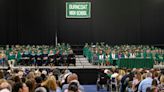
[0,44,76,67]
[83,43,164,65]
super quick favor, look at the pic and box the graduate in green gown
[30,50,36,66]
[7,51,16,67]
[123,51,129,58]
[98,50,105,66]
[42,49,48,65]
[88,48,93,63]
[105,49,112,66]
[83,45,89,58]
[146,50,153,59]
[155,50,160,64]
[16,50,22,65]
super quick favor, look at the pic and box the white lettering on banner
[69,5,73,9]
[69,5,88,9]
[69,11,87,16]
[69,11,76,15]
[66,2,91,18]
[77,11,87,15]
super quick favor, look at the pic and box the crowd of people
[83,42,164,66]
[0,67,163,92]
[0,67,84,92]
[98,67,164,92]
[0,43,76,67]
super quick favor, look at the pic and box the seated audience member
[64,82,81,92]
[26,80,35,92]
[35,76,43,88]
[27,72,35,80]
[42,75,61,92]
[14,76,21,83]
[138,72,153,92]
[132,72,141,92]
[104,69,112,78]
[117,69,126,85]
[146,87,151,92]
[52,68,61,81]
[111,70,119,78]
[62,73,84,92]
[35,86,49,92]
[120,72,134,92]
[151,79,158,92]
[153,71,160,84]
[0,89,10,92]
[12,82,29,92]
[0,79,12,92]
[126,81,133,92]
[158,75,164,92]
[60,69,72,85]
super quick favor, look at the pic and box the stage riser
[70,69,99,85]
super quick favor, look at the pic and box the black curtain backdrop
[0,0,164,45]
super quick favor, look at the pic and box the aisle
[83,85,109,92]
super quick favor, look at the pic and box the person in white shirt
[129,51,136,58]
[111,51,116,59]
[98,50,105,66]
[138,72,153,92]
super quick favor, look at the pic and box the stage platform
[0,55,163,84]
[0,55,163,69]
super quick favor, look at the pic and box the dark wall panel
[58,0,164,45]
[141,0,164,44]
[92,0,141,44]
[0,0,18,44]
[0,0,8,44]
[58,0,93,44]
[18,0,57,45]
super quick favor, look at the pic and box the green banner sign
[66,2,91,18]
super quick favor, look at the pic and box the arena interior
[0,0,164,92]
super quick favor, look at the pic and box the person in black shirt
[42,50,48,66]
[22,50,30,66]
[36,50,42,66]
[30,51,36,66]
[54,50,62,66]
[61,51,68,66]
[67,50,76,66]
[48,50,54,66]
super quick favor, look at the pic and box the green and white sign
[66,2,91,18]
